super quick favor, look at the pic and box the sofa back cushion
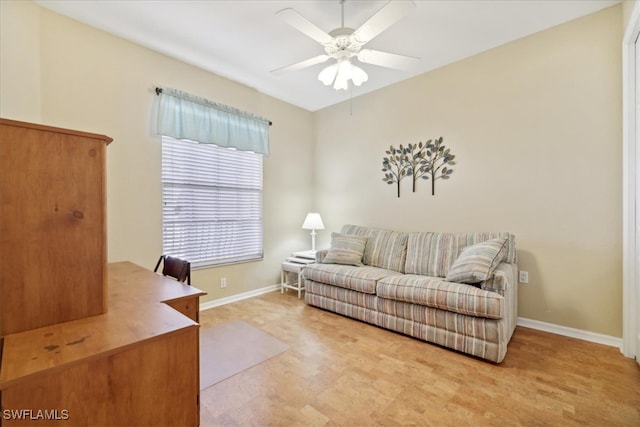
[341,224,408,273]
[405,232,516,278]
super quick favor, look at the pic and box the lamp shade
[302,213,325,230]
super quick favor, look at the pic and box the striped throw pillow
[322,233,368,266]
[445,237,508,283]
[363,229,408,272]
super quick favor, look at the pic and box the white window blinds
[161,136,263,267]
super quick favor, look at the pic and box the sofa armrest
[481,262,518,339]
[480,262,517,296]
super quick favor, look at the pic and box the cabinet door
[0,121,110,335]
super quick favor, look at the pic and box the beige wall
[0,1,41,123]
[0,1,315,303]
[623,0,638,29]
[314,5,623,337]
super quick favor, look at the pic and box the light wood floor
[199,291,640,426]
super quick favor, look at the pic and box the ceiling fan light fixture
[318,63,338,86]
[334,74,349,91]
[333,59,351,90]
[333,59,350,90]
[350,63,368,86]
[322,58,368,91]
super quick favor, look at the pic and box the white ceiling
[36,0,619,112]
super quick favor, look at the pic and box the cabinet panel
[1,327,199,427]
[0,119,111,336]
[166,297,199,322]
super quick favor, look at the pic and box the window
[153,86,269,268]
[161,136,263,267]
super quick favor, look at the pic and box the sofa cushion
[376,300,505,344]
[445,237,508,283]
[405,232,515,278]
[340,224,408,273]
[322,233,368,266]
[306,280,379,311]
[303,263,402,294]
[376,275,504,319]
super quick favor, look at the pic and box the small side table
[281,261,306,298]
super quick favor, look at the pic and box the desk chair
[154,255,191,285]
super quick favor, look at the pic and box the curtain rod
[155,87,272,126]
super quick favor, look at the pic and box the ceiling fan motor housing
[324,28,362,59]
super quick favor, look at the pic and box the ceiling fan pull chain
[350,85,353,116]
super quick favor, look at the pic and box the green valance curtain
[154,87,271,156]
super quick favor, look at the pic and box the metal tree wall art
[382,144,410,197]
[381,137,456,197]
[424,137,455,196]
[405,142,429,192]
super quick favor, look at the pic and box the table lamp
[302,212,324,251]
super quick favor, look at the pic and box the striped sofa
[303,224,518,363]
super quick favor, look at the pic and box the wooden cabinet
[0,119,111,336]
[0,119,206,426]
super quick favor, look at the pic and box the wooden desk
[0,261,206,426]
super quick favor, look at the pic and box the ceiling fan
[271,0,419,91]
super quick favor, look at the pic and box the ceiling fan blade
[353,0,415,44]
[271,55,331,75]
[276,8,333,45]
[357,49,419,71]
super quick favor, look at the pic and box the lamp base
[310,230,317,251]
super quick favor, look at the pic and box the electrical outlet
[519,271,529,284]
[220,277,227,288]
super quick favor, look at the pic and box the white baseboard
[199,284,281,312]
[517,317,623,349]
